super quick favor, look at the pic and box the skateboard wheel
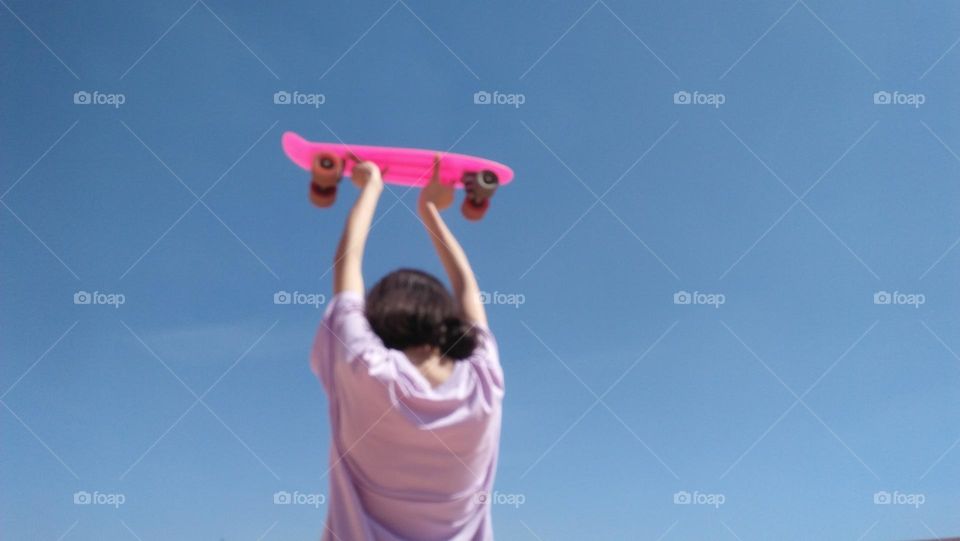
[309,183,337,207]
[461,196,490,221]
[460,169,498,220]
[478,170,499,191]
[310,152,344,208]
[312,152,343,177]
[462,170,499,199]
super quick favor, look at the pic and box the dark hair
[365,269,478,360]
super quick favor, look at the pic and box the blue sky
[2,0,960,539]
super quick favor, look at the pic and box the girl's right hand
[419,154,454,213]
[351,161,384,190]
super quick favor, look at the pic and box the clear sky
[2,1,960,539]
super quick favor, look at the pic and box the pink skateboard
[281,131,514,220]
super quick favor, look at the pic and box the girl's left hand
[419,154,454,213]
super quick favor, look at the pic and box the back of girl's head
[365,269,478,360]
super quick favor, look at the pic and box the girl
[311,156,504,541]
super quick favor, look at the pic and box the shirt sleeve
[466,323,505,398]
[310,291,393,392]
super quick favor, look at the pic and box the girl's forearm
[334,182,383,294]
[420,202,487,326]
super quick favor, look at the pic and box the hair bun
[438,316,478,360]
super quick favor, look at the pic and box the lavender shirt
[311,291,504,541]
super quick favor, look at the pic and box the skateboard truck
[461,170,499,221]
[309,152,344,207]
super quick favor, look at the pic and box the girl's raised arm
[333,161,384,295]
[418,155,488,327]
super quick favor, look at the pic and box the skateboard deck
[282,132,514,187]
[281,131,513,219]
